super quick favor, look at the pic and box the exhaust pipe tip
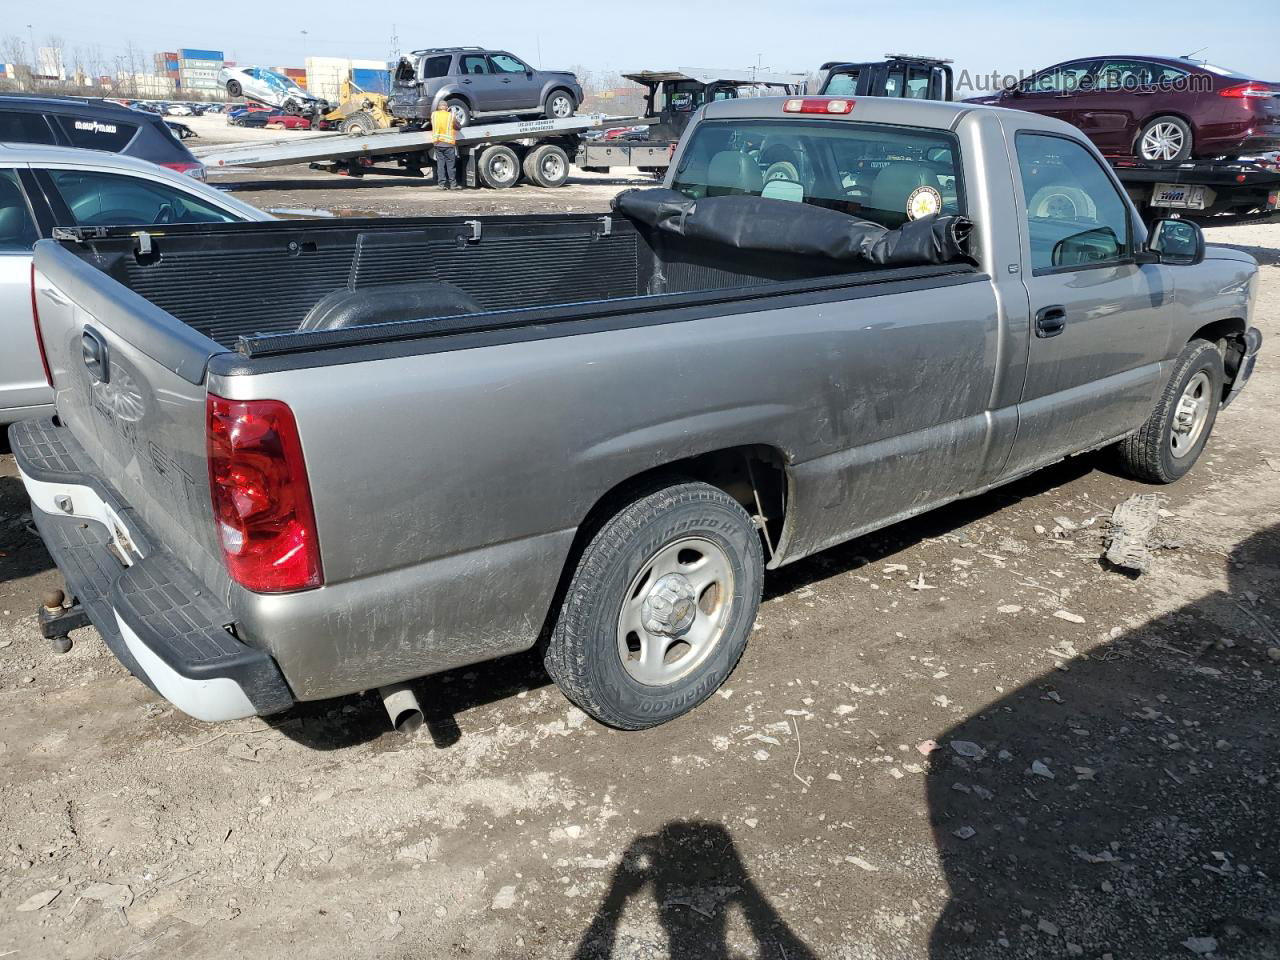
[378,683,424,734]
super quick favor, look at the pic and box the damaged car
[219,66,329,117]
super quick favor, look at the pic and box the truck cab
[816,55,954,101]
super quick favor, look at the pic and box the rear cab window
[671,118,964,229]
[54,115,140,152]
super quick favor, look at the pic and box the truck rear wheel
[1115,338,1223,483]
[544,481,764,730]
[522,144,570,187]
[478,145,521,189]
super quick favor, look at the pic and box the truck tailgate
[30,240,229,598]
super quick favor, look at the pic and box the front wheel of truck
[545,481,764,730]
[1115,338,1224,483]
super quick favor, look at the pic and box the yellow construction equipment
[323,76,398,135]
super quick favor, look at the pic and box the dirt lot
[0,161,1277,960]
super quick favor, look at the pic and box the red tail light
[161,160,206,180]
[29,263,53,388]
[1218,82,1275,99]
[783,97,856,115]
[207,395,323,593]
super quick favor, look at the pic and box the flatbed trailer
[194,113,645,188]
[1109,155,1280,225]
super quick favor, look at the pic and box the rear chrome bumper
[8,417,294,722]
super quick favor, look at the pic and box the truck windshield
[671,119,963,229]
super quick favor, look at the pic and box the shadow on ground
[926,523,1280,958]
[573,820,817,960]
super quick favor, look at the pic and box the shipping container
[351,67,391,94]
[180,58,222,70]
[179,48,223,62]
[304,56,392,102]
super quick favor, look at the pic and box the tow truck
[195,66,807,188]
[195,112,641,188]
[576,68,807,174]
[814,54,1280,224]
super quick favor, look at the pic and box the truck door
[1002,129,1176,479]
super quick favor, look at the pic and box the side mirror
[1138,217,1205,266]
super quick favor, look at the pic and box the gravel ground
[0,165,1276,960]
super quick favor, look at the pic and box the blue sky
[17,0,1280,83]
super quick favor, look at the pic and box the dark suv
[389,47,583,127]
[0,96,205,178]
[967,56,1280,162]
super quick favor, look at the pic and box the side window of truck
[1016,133,1131,274]
[0,170,40,251]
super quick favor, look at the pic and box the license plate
[1151,183,1208,210]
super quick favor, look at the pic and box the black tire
[1115,339,1224,483]
[544,89,576,120]
[1137,115,1193,162]
[226,79,242,98]
[341,110,377,135]
[522,144,570,187]
[478,144,521,189]
[444,98,470,128]
[544,482,764,730]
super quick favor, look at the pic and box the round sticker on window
[906,185,943,221]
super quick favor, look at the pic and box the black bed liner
[58,207,978,364]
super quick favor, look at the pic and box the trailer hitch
[38,589,89,654]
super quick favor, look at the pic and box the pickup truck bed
[58,210,973,353]
[14,95,1262,731]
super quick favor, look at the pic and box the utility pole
[300,29,308,68]
[26,24,36,73]
[390,23,400,62]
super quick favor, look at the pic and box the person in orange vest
[431,102,458,190]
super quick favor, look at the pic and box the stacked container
[178,48,224,96]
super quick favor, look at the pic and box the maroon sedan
[968,56,1280,162]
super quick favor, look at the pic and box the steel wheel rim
[489,155,513,182]
[551,95,572,118]
[450,105,466,125]
[541,153,565,180]
[1141,123,1185,161]
[616,536,735,687]
[1170,371,1211,458]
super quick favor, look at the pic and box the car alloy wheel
[1141,122,1187,161]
